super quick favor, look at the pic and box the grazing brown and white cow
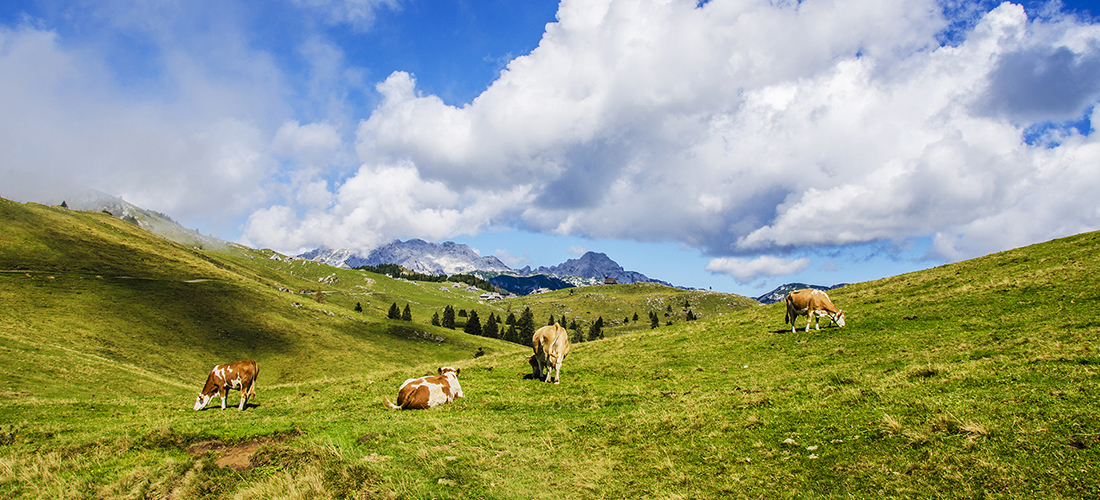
[531,323,570,384]
[193,360,258,411]
[785,289,846,333]
[383,367,464,410]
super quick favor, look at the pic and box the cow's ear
[437,367,444,375]
[455,368,461,376]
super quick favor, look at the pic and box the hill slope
[1,197,1098,498]
[0,199,520,396]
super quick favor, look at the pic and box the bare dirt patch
[186,434,291,471]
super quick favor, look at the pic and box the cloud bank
[3,0,1099,286]
[250,0,1100,284]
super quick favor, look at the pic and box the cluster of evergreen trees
[387,302,412,321]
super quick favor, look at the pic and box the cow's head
[833,310,846,328]
[193,393,214,411]
[438,366,460,377]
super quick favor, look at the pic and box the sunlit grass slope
[0,199,521,396]
[2,196,1098,498]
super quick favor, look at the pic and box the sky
[1,0,1099,297]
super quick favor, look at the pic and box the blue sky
[2,0,1099,297]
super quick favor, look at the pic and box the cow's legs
[219,389,228,410]
[238,390,247,411]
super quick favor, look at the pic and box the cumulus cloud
[705,256,812,285]
[241,161,534,254]
[261,0,1099,265]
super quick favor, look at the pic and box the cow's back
[534,324,570,360]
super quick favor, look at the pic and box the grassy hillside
[0,199,523,396]
[2,197,1098,498]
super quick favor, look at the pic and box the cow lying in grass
[531,323,570,384]
[383,367,464,410]
[785,288,846,333]
[194,360,258,411]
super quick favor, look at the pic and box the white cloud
[567,246,587,256]
[241,161,534,254]
[278,0,1100,265]
[0,23,280,234]
[705,256,812,285]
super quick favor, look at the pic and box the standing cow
[531,323,570,384]
[193,360,258,411]
[785,289,846,333]
[383,366,464,410]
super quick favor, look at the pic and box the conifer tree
[388,302,400,319]
[650,311,659,329]
[632,312,639,322]
[548,315,556,326]
[354,302,363,313]
[402,303,412,321]
[442,305,456,329]
[588,317,604,341]
[518,307,536,342]
[464,311,482,336]
[484,313,499,339]
[432,312,441,327]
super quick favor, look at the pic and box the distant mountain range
[298,239,670,295]
[753,283,848,305]
[300,240,512,275]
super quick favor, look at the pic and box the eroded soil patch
[186,433,293,471]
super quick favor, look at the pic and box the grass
[1,198,1099,498]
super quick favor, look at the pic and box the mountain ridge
[298,240,671,291]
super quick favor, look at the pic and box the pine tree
[388,302,400,319]
[484,313,499,339]
[402,303,412,321]
[632,312,639,322]
[432,312,441,327]
[650,311,659,329]
[354,302,362,313]
[548,315,556,326]
[442,305,456,329]
[588,317,604,341]
[517,307,536,343]
[506,312,517,326]
[464,311,482,336]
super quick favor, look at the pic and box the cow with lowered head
[530,323,570,384]
[194,360,258,411]
[785,288,846,333]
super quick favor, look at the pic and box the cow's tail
[382,397,402,410]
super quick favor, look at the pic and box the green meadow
[1,198,1098,499]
